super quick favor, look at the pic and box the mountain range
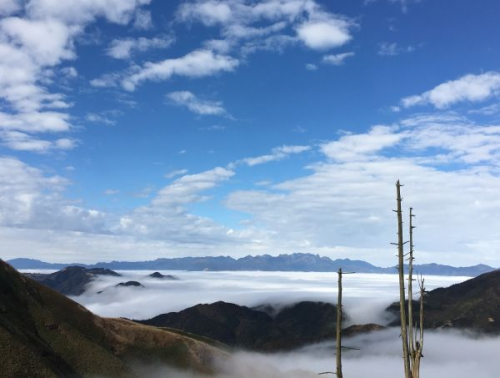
[8,253,497,277]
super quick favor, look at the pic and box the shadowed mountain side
[26,266,121,296]
[0,260,227,378]
[138,301,348,351]
[386,269,500,333]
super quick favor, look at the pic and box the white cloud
[321,125,403,161]
[114,167,236,242]
[60,66,78,78]
[0,131,75,152]
[241,145,311,166]
[25,0,152,25]
[104,189,120,195]
[0,111,71,133]
[296,18,353,50]
[322,51,354,65]
[0,0,21,15]
[90,0,356,95]
[133,9,152,30]
[401,72,500,109]
[0,17,77,66]
[0,157,104,232]
[178,0,233,26]
[305,63,317,71]
[468,103,500,116]
[166,91,227,116]
[122,49,239,91]
[178,0,355,53]
[0,0,152,152]
[165,169,189,179]
[106,35,174,60]
[378,42,415,56]
[86,113,116,126]
[225,115,500,266]
[89,73,121,88]
[153,167,234,206]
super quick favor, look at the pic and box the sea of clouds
[24,270,500,377]
[62,270,467,323]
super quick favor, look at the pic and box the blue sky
[2,0,500,266]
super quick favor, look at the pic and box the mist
[63,270,467,324]
[133,329,500,378]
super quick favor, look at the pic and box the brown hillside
[0,260,226,378]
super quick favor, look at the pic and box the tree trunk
[336,268,343,378]
[396,181,411,378]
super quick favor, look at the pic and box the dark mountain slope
[139,301,338,351]
[26,266,121,296]
[387,269,500,333]
[0,260,226,377]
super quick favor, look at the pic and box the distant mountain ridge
[8,253,497,277]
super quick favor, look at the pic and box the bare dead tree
[319,268,355,377]
[395,180,411,378]
[408,207,425,378]
[336,268,344,378]
[408,207,415,359]
[394,182,425,378]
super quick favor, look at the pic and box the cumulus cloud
[114,167,236,242]
[0,111,71,133]
[226,114,500,266]
[122,49,239,91]
[0,130,76,152]
[0,0,152,151]
[322,51,355,65]
[166,91,227,116]
[0,158,236,248]
[177,0,356,53]
[0,157,104,232]
[401,72,500,109]
[25,0,151,25]
[106,35,174,60]
[89,0,356,96]
[241,145,311,166]
[321,125,403,161]
[296,17,353,50]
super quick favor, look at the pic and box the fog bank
[64,270,468,323]
[134,329,500,378]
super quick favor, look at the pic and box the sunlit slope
[0,260,226,377]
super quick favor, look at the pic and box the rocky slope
[0,260,226,377]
